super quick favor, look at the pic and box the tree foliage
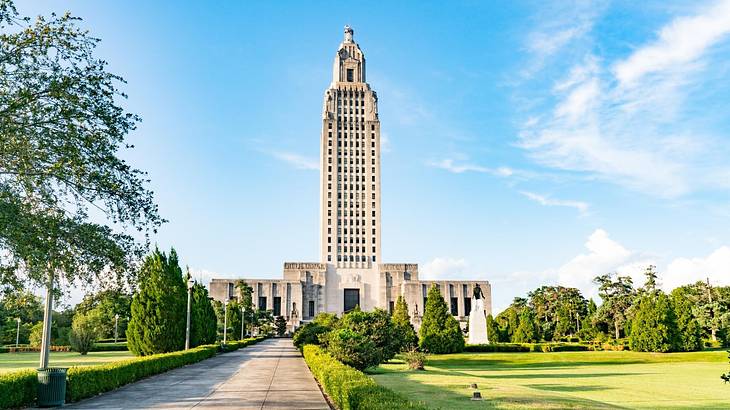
[189,282,216,347]
[594,273,635,339]
[75,288,131,339]
[321,308,398,371]
[513,308,539,343]
[0,0,162,290]
[391,295,418,351]
[419,284,464,354]
[629,292,680,352]
[275,316,287,336]
[69,309,102,354]
[126,249,185,356]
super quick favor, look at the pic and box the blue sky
[20,1,730,313]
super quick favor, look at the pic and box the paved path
[66,338,330,410]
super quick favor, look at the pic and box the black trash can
[37,367,68,407]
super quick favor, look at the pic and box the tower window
[347,69,354,82]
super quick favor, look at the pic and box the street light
[223,299,229,344]
[15,318,21,348]
[240,305,246,340]
[185,277,194,350]
[114,314,120,343]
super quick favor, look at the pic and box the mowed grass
[0,351,134,373]
[372,350,730,409]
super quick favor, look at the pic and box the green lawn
[372,350,730,409]
[0,351,135,373]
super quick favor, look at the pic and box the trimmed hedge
[465,343,589,353]
[0,369,36,409]
[66,345,218,402]
[302,345,426,410]
[218,337,262,353]
[91,342,129,352]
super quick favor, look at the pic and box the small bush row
[90,342,128,352]
[0,345,72,353]
[464,342,590,353]
[0,369,37,409]
[302,344,426,410]
[218,337,264,353]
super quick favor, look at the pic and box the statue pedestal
[468,298,489,345]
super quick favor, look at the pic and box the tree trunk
[711,327,717,342]
[39,271,54,369]
[614,322,620,340]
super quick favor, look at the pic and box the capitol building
[210,26,491,332]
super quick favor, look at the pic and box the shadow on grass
[527,383,615,392]
[425,359,645,371]
[422,368,647,380]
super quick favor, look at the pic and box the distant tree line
[492,266,730,352]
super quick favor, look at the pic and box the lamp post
[114,314,119,343]
[185,278,194,350]
[15,318,21,348]
[240,305,246,340]
[223,299,229,344]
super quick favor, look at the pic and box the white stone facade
[210,26,492,332]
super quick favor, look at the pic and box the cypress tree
[127,248,187,356]
[419,284,464,354]
[513,308,538,343]
[392,295,418,351]
[190,282,217,347]
[629,292,681,352]
[486,314,499,343]
[671,288,703,352]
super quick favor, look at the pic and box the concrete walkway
[66,338,330,410]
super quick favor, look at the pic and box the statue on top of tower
[344,25,354,43]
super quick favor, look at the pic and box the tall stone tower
[320,25,381,269]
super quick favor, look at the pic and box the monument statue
[468,283,489,344]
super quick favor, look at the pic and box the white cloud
[519,2,730,198]
[272,152,318,170]
[420,257,469,280]
[520,191,589,215]
[613,0,730,86]
[664,246,730,290]
[381,132,392,153]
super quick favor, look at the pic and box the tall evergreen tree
[513,308,539,343]
[127,249,186,356]
[391,295,418,351]
[629,292,681,352]
[190,282,216,347]
[594,273,635,339]
[419,285,464,353]
[671,287,704,351]
[486,314,499,343]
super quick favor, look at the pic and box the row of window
[337,255,375,262]
[326,205,376,217]
[327,122,377,131]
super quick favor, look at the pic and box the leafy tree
[0,290,43,344]
[495,298,525,342]
[75,288,131,339]
[189,282,216,347]
[577,299,599,341]
[292,313,339,350]
[69,309,103,354]
[29,322,43,347]
[235,280,253,335]
[671,286,704,351]
[126,249,186,356]
[594,273,635,339]
[0,0,162,291]
[513,308,538,343]
[275,316,287,336]
[629,292,680,352]
[419,284,464,354]
[391,295,418,351]
[486,314,499,343]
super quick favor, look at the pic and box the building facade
[210,26,491,332]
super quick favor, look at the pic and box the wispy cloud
[271,152,318,170]
[429,158,514,177]
[518,1,730,198]
[520,191,589,215]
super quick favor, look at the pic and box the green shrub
[302,345,426,410]
[629,292,681,352]
[218,337,263,352]
[91,342,128,352]
[0,369,36,409]
[293,322,330,350]
[69,310,103,355]
[419,285,465,354]
[392,296,418,352]
[28,322,43,347]
[464,343,530,353]
[322,308,399,371]
[402,348,426,370]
